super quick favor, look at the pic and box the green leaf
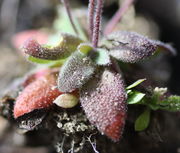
[49,59,66,68]
[127,91,145,104]
[28,56,66,67]
[28,56,54,64]
[160,96,180,112]
[126,89,132,94]
[58,50,96,92]
[126,86,180,112]
[126,79,146,90]
[92,48,110,65]
[53,6,87,40]
[78,43,93,55]
[135,108,151,131]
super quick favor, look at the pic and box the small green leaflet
[159,96,180,112]
[127,89,180,112]
[126,79,146,104]
[146,88,180,112]
[92,48,110,65]
[126,79,146,90]
[135,108,151,131]
[78,43,93,55]
[127,91,145,104]
[126,89,132,94]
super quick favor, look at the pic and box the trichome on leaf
[2,0,180,149]
[80,68,127,141]
[22,33,83,60]
[104,31,176,63]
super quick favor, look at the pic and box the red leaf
[22,69,52,87]
[14,71,62,118]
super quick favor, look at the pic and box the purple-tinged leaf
[80,68,127,141]
[155,40,176,55]
[106,31,176,63]
[22,33,83,60]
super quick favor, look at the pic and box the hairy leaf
[106,31,176,63]
[14,70,61,118]
[58,45,96,92]
[80,68,127,141]
[22,33,83,60]
[135,108,151,131]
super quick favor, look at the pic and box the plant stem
[61,0,79,35]
[92,0,104,48]
[88,0,95,41]
[111,57,122,74]
[104,0,135,35]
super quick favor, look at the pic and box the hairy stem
[61,0,79,35]
[88,0,95,41]
[104,0,135,35]
[92,0,104,48]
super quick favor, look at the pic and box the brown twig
[61,0,79,35]
[88,0,95,41]
[104,0,135,35]
[92,0,104,48]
